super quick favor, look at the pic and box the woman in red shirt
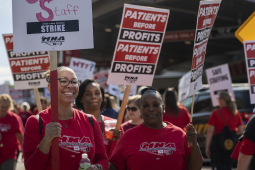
[109,87,203,170]
[0,94,23,170]
[75,79,123,158]
[121,95,143,132]
[23,67,108,170]
[163,88,190,130]
[205,91,243,170]
[19,102,32,127]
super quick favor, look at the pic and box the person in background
[163,88,190,130]
[0,94,23,170]
[75,79,123,158]
[109,96,119,112]
[109,87,203,170]
[19,102,32,127]
[121,95,143,132]
[32,96,49,115]
[205,91,244,170]
[11,101,21,115]
[23,66,108,170]
[101,94,118,119]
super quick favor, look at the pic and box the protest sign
[244,41,255,104]
[107,4,169,86]
[178,71,191,102]
[109,84,137,100]
[69,58,95,81]
[94,70,109,92]
[9,88,23,104]
[188,0,221,96]
[2,34,49,90]
[0,84,10,95]
[12,0,93,52]
[206,64,235,106]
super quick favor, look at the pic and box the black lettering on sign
[119,29,163,43]
[212,68,222,76]
[13,72,45,81]
[214,89,228,95]
[27,20,79,34]
[248,59,255,68]
[251,85,255,94]
[195,27,211,44]
[209,74,228,84]
[111,62,155,74]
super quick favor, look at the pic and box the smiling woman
[22,66,108,170]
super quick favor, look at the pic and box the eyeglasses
[58,78,81,87]
[126,106,138,112]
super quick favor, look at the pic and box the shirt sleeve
[109,134,127,170]
[91,116,109,170]
[108,126,125,158]
[231,141,242,160]
[23,116,49,170]
[208,110,217,126]
[240,137,255,156]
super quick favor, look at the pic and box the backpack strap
[35,114,43,135]
[87,114,105,136]
[87,114,94,131]
[219,110,233,126]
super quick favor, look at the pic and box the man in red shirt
[0,94,23,169]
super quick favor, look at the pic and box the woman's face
[218,98,227,108]
[140,92,164,128]
[49,69,79,105]
[0,101,10,117]
[80,83,102,112]
[127,102,141,121]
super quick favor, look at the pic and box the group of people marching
[0,66,254,170]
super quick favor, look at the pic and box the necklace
[59,119,70,128]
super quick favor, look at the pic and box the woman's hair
[75,79,106,112]
[109,96,119,110]
[141,87,162,102]
[163,88,179,115]
[105,94,113,108]
[44,66,72,83]
[127,95,141,109]
[0,94,14,111]
[21,102,31,111]
[219,91,237,115]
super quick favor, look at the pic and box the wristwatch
[95,164,103,170]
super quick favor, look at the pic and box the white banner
[109,85,137,100]
[206,64,235,106]
[69,58,95,82]
[188,0,221,96]
[244,41,255,104]
[107,4,169,86]
[12,0,93,52]
[0,84,10,95]
[178,71,191,102]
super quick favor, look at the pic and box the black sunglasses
[126,106,138,112]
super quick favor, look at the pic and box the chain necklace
[59,119,71,128]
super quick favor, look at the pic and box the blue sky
[0,0,13,85]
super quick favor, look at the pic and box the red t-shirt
[121,121,138,132]
[23,108,108,170]
[19,110,31,127]
[240,137,255,155]
[208,107,243,135]
[32,106,49,115]
[110,122,191,170]
[0,111,23,164]
[163,107,190,130]
[98,116,124,158]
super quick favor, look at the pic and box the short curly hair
[75,79,106,112]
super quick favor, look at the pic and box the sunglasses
[126,106,138,112]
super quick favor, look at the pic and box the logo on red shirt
[59,135,92,153]
[139,142,176,156]
[0,123,11,132]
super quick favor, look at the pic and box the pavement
[16,153,237,170]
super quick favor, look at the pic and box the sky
[0,0,13,85]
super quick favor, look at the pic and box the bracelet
[95,164,103,170]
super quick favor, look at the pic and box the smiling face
[80,82,102,112]
[48,68,79,106]
[141,91,164,129]
[127,102,141,121]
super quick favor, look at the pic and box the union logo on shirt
[59,135,92,153]
[0,123,11,132]
[139,142,176,156]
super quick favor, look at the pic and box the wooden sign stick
[49,51,59,170]
[190,94,195,122]
[115,85,131,130]
[33,88,42,112]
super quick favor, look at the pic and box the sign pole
[33,88,42,112]
[49,51,59,170]
[115,85,131,130]
[190,94,195,122]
